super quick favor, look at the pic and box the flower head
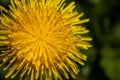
[0,0,92,80]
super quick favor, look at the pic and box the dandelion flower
[0,0,92,80]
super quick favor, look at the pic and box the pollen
[0,0,92,80]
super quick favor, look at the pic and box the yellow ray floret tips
[0,0,92,80]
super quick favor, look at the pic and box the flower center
[8,6,72,68]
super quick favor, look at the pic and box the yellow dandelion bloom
[0,0,92,80]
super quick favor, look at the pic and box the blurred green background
[0,0,120,80]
